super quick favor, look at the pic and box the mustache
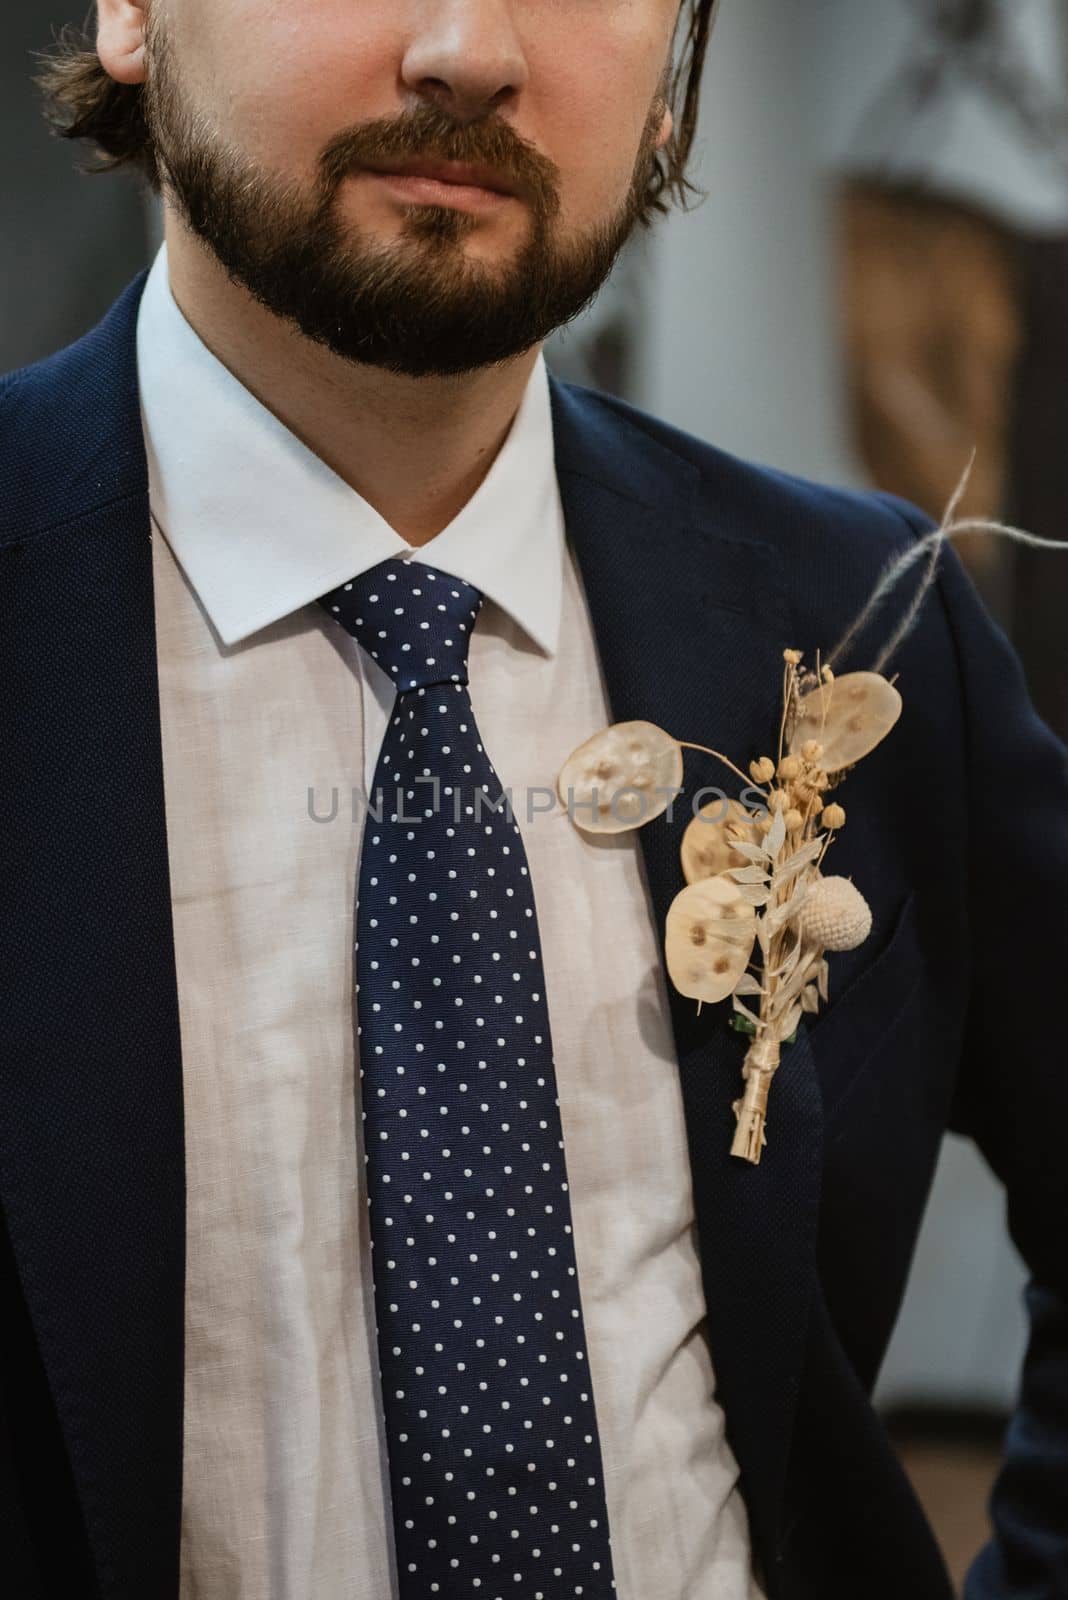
[318,101,561,216]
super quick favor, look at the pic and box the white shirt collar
[136,241,563,654]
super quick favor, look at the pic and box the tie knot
[318,558,483,690]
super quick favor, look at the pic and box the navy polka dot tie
[318,558,616,1599]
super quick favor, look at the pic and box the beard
[142,13,667,378]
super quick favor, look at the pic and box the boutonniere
[555,463,1067,1165]
[556,656,900,1164]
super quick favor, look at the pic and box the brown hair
[33,2,719,224]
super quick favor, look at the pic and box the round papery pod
[557,721,684,834]
[680,798,762,885]
[665,877,757,1004]
[798,875,872,952]
[790,672,902,772]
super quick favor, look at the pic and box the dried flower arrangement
[555,466,1068,1166]
[557,663,901,1163]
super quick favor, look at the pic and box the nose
[400,0,529,122]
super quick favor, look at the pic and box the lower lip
[367,170,513,214]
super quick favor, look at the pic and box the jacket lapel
[0,271,185,1599]
[549,374,824,1585]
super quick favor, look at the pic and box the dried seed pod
[666,877,757,1004]
[679,798,762,885]
[556,720,683,834]
[790,672,902,772]
[799,875,872,952]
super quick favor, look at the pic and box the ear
[655,103,673,152]
[97,0,149,87]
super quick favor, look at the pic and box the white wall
[640,0,859,485]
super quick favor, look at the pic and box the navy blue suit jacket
[2,271,1067,1600]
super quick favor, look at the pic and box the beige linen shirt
[136,241,766,1600]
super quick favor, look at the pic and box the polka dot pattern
[318,558,616,1599]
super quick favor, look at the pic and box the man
[1,2,1065,1597]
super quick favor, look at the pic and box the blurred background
[6,0,1067,1589]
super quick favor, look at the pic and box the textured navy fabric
[318,558,616,1599]
[5,268,1068,1600]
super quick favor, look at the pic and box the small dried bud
[821,664,835,683]
[783,648,803,665]
[757,814,774,836]
[768,788,788,811]
[801,740,824,762]
[777,754,802,782]
[784,808,804,831]
[749,756,776,784]
[821,802,846,830]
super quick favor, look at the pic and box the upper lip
[365,157,517,196]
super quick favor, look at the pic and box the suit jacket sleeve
[885,496,1068,1599]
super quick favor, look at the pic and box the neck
[162,211,542,547]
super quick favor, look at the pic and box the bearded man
[1,4,1065,1598]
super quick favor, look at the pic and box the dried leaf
[730,995,763,1027]
[735,884,772,907]
[665,877,757,1004]
[777,957,815,1007]
[766,805,787,857]
[772,837,824,885]
[770,940,824,1004]
[817,958,829,1002]
[790,672,902,772]
[733,972,764,997]
[765,881,813,937]
[801,983,820,1013]
[557,721,683,834]
[728,839,772,865]
[679,798,763,885]
[725,864,771,884]
[767,933,805,981]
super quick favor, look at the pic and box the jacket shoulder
[0,271,149,544]
[563,378,932,555]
